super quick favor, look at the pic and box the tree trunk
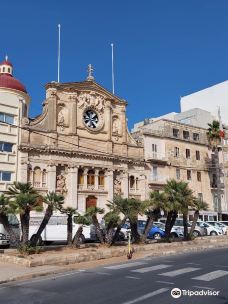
[0,214,19,246]
[183,212,188,238]
[165,211,172,236]
[20,210,30,245]
[30,205,53,246]
[215,148,222,221]
[130,217,141,244]
[92,215,104,244]
[189,211,199,235]
[141,215,154,242]
[111,216,127,245]
[67,214,73,245]
[169,211,178,234]
[72,226,83,247]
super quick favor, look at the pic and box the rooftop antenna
[57,24,61,83]
[111,43,115,95]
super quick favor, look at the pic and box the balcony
[145,152,168,164]
[148,175,167,186]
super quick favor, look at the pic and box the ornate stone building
[18,67,146,213]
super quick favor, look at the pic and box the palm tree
[190,199,209,236]
[85,206,105,244]
[0,194,19,245]
[60,206,76,245]
[142,191,166,242]
[103,210,121,245]
[30,192,64,246]
[207,120,223,220]
[7,182,40,245]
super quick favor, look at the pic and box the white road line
[186,263,201,266]
[156,280,174,285]
[121,288,170,304]
[192,270,228,282]
[193,286,215,290]
[159,267,200,277]
[132,264,171,273]
[95,272,111,275]
[104,262,146,270]
[125,276,141,280]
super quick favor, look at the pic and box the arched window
[3,67,5,72]
[87,169,95,186]
[129,175,135,190]
[98,171,105,188]
[34,167,41,188]
[78,169,84,185]
[42,169,47,187]
[8,68,10,73]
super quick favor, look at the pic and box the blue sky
[1,0,228,129]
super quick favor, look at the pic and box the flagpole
[111,43,115,95]
[58,24,61,83]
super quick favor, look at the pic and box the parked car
[0,224,10,248]
[207,221,227,235]
[220,221,228,227]
[196,221,223,236]
[153,222,184,238]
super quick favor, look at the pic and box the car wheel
[170,232,178,239]
[192,230,200,237]
[210,231,218,236]
[153,232,161,240]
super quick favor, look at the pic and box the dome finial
[5,55,8,61]
[87,64,94,81]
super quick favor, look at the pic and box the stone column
[106,170,114,201]
[66,166,78,208]
[83,168,88,190]
[19,162,28,183]
[95,169,99,190]
[122,172,129,198]
[47,165,56,192]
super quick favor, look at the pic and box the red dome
[0,73,27,93]
[0,60,13,67]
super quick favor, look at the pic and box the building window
[0,112,14,124]
[34,167,41,188]
[174,147,179,157]
[152,144,157,153]
[183,130,190,140]
[196,150,200,160]
[152,166,158,179]
[0,142,13,152]
[42,170,47,187]
[186,149,190,159]
[173,128,179,138]
[136,177,139,190]
[197,171,201,182]
[78,169,84,185]
[176,168,180,180]
[193,133,199,141]
[187,170,191,180]
[130,175,135,190]
[198,193,203,201]
[224,139,228,145]
[2,67,5,72]
[0,171,11,181]
[87,170,95,186]
[98,171,105,187]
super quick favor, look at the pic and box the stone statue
[57,174,67,194]
[114,175,122,195]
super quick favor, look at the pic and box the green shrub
[17,244,42,255]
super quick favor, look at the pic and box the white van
[0,224,10,247]
[29,215,97,245]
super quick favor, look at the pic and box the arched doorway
[86,195,97,210]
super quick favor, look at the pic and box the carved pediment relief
[78,91,106,114]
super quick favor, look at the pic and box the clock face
[83,109,99,129]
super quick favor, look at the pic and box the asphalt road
[0,247,228,304]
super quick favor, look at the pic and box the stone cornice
[18,144,145,166]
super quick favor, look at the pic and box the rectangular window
[174,147,179,157]
[186,149,190,159]
[193,133,199,141]
[197,171,201,182]
[0,171,12,181]
[183,130,190,140]
[152,166,158,179]
[187,170,191,180]
[196,150,200,160]
[0,112,14,124]
[173,128,179,138]
[176,168,180,180]
[0,142,13,153]
[152,144,157,153]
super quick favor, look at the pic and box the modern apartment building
[0,57,30,193]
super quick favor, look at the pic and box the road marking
[95,272,111,275]
[159,267,200,277]
[132,264,171,273]
[186,263,201,266]
[214,265,228,268]
[156,280,174,285]
[121,288,170,304]
[193,286,215,290]
[125,276,141,280]
[192,270,228,282]
[104,262,146,270]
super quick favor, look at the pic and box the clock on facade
[83,109,99,129]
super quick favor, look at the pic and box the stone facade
[18,77,146,213]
